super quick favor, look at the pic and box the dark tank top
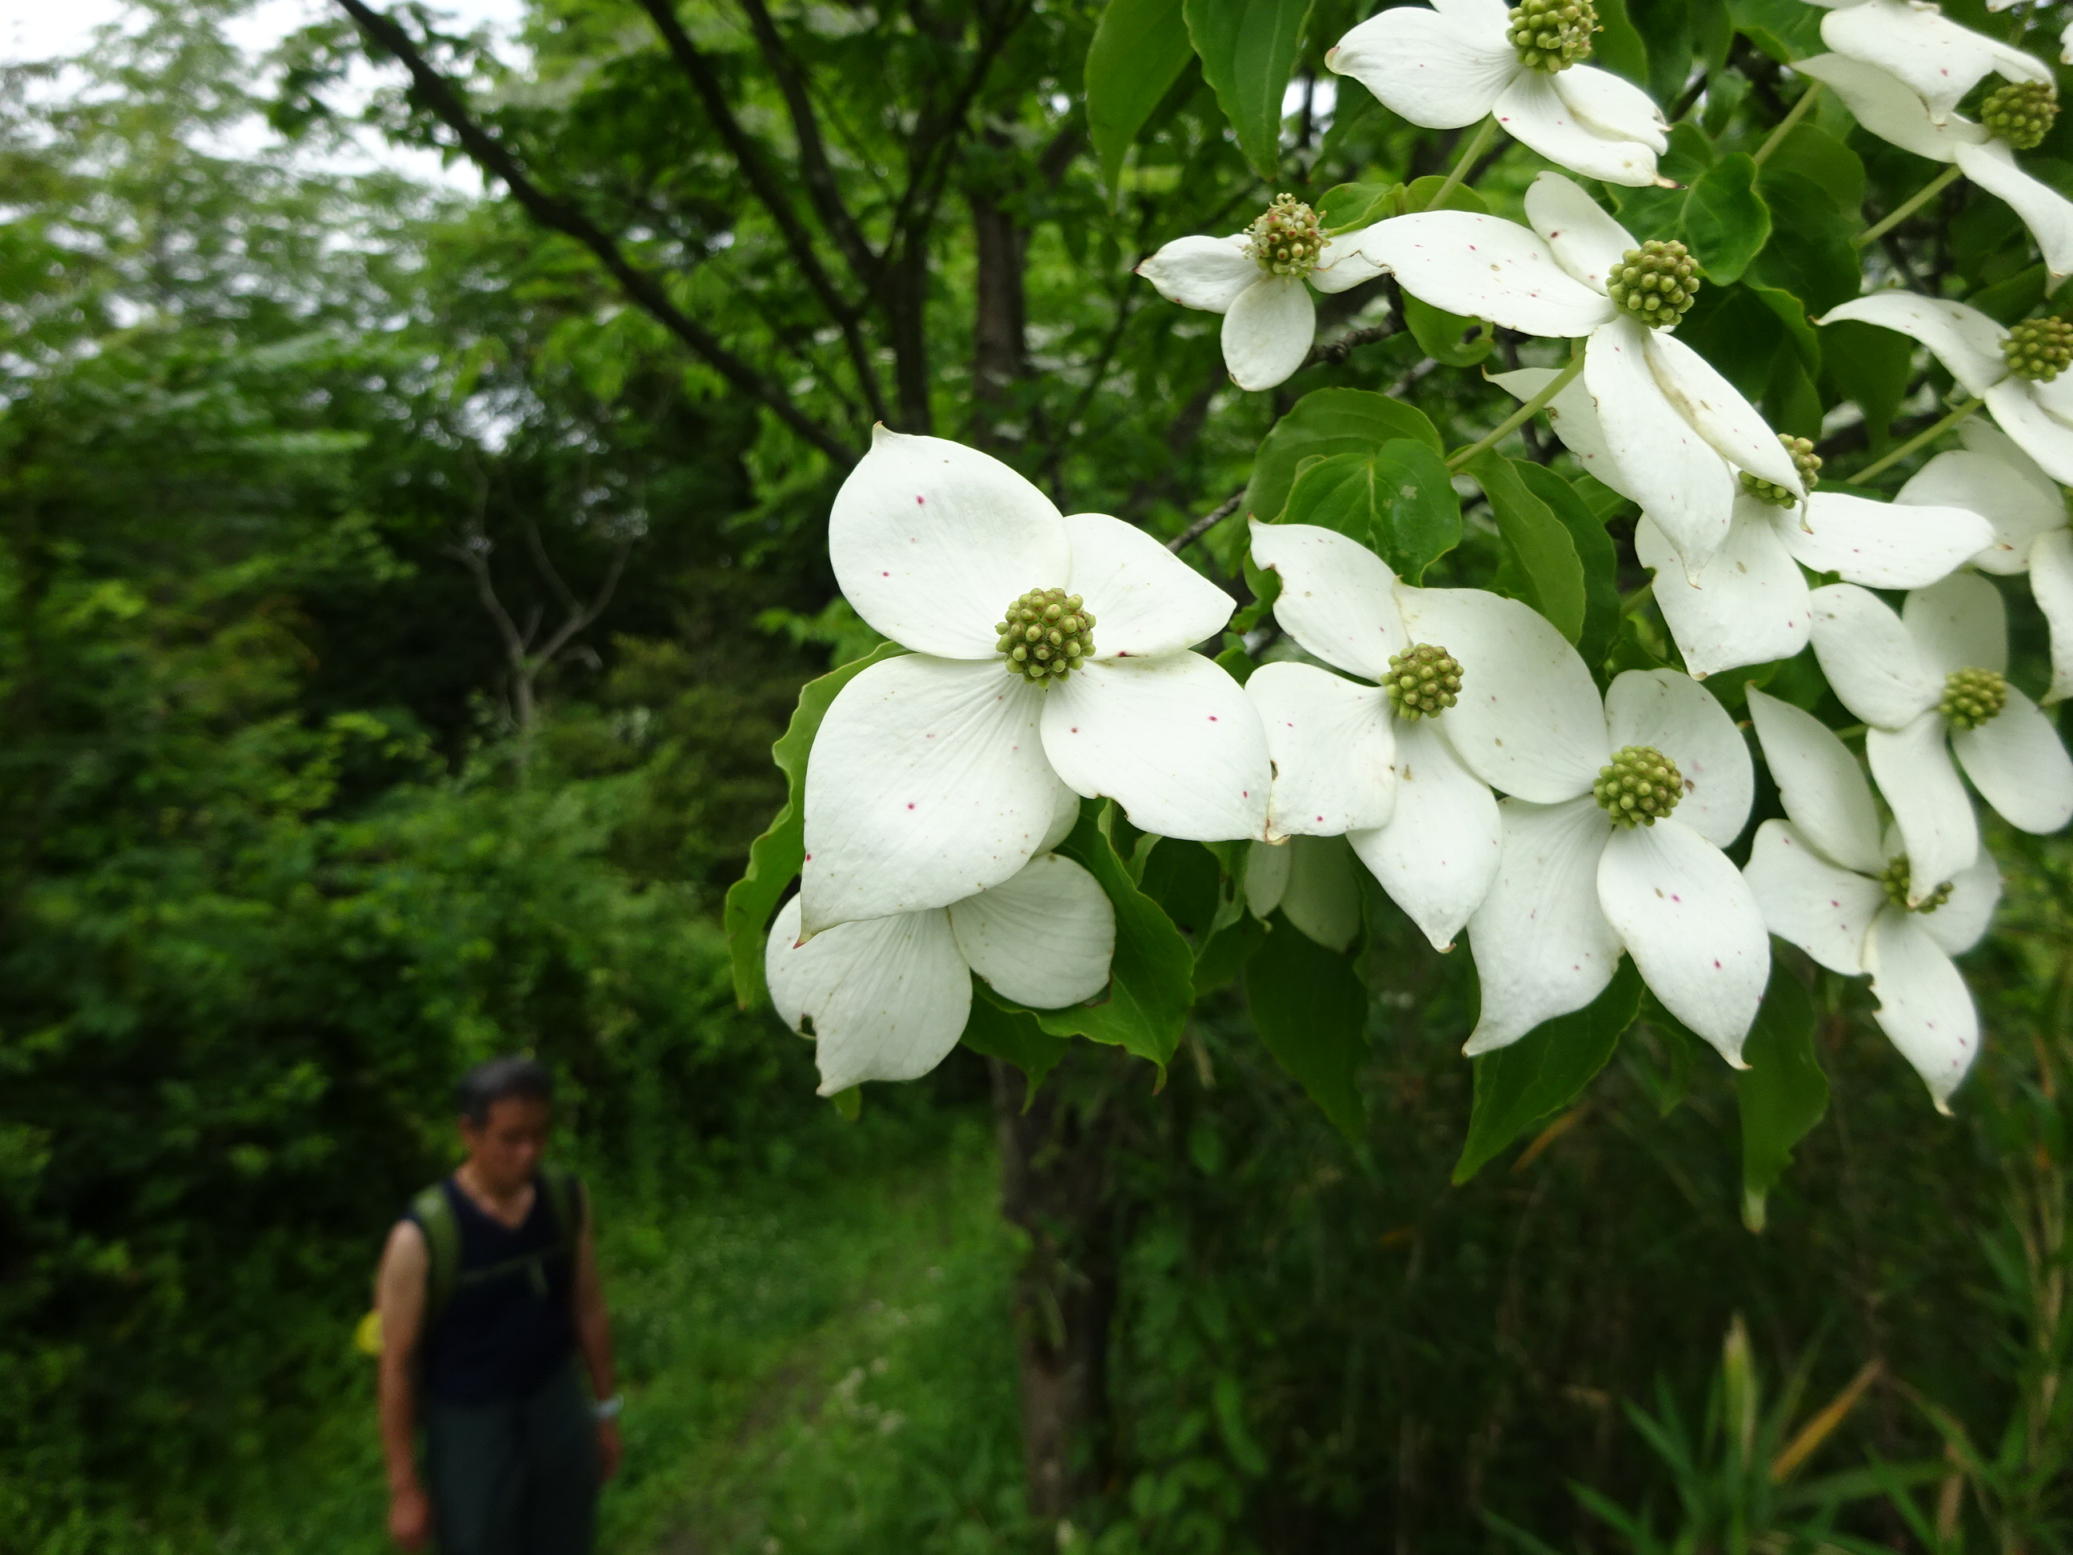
[411,1174,580,1405]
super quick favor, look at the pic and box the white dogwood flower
[767,841,1115,1096]
[1462,664,1769,1063]
[1898,421,2073,703]
[1741,687,1999,1112]
[1245,520,1521,951]
[801,429,1270,934]
[1494,369,1992,674]
[1360,172,1805,574]
[1808,574,2073,898]
[1820,293,2073,484]
[1795,53,2072,278]
[1137,194,1389,391]
[1327,0,1668,186]
[1805,0,2049,123]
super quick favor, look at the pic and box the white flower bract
[1810,0,2050,124]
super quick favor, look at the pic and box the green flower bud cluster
[1938,666,2007,730]
[1246,194,1326,279]
[1593,744,1684,827]
[2001,315,2073,383]
[1739,434,1822,507]
[1508,0,1598,72]
[1384,642,1464,721]
[1982,79,2057,151]
[1606,240,1700,329]
[1879,855,1954,914]
[997,587,1096,684]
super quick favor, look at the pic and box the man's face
[460,1095,551,1194]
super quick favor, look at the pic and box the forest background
[3,0,2071,1551]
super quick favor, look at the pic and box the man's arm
[375,1220,433,1549]
[572,1195,622,1481]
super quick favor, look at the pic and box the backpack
[357,1166,583,1359]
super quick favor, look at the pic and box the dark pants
[423,1358,598,1555]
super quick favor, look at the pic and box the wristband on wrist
[594,1394,624,1422]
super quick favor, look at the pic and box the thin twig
[1168,491,1244,553]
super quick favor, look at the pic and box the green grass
[189,1113,1027,1554]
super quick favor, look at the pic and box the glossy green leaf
[964,993,1074,1105]
[1764,122,1864,210]
[1682,153,1770,284]
[1454,962,1646,1183]
[1403,289,1495,367]
[1316,179,1401,231]
[1751,167,1860,313]
[1279,439,1462,582]
[1087,0,1196,187]
[1402,173,1488,216]
[1728,0,1823,61]
[722,641,904,1009]
[1516,461,1619,670]
[1734,972,1827,1232]
[1245,920,1368,1143]
[1243,388,1443,522]
[1466,449,1587,644]
[1182,0,1311,178]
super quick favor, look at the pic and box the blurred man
[374,1056,621,1553]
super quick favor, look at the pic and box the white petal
[1042,653,1270,841]
[1246,660,1398,840]
[1644,331,1804,496]
[1135,233,1258,314]
[1310,232,1390,295]
[1327,5,1516,129]
[1586,319,1739,574]
[1354,212,1615,339]
[1279,835,1365,952]
[1792,53,1962,162]
[1984,379,2073,486]
[802,655,1069,932]
[1463,796,1621,1054]
[1249,518,1409,680]
[1808,583,1942,728]
[1867,713,1979,899]
[1038,782,1083,854]
[1636,508,1810,678]
[1898,439,2063,576]
[1491,365,1631,498]
[766,897,971,1096]
[1821,0,2049,123]
[1902,569,2006,676]
[1349,719,1502,951]
[1741,820,1881,977]
[1953,687,2073,833]
[1820,294,2007,397]
[1863,908,1980,1113]
[1245,837,1291,919]
[1597,820,1770,1064]
[1523,171,1637,294]
[949,852,1116,1009]
[1780,492,1994,590]
[830,428,1072,659]
[1495,69,1659,187]
[1222,277,1317,391]
[1746,686,1884,875]
[1604,668,1754,850]
[1953,140,2073,280]
[1432,0,1510,24]
[1920,845,2001,957]
[1062,511,1234,659]
[1550,64,1670,156]
[2031,528,2073,703]
[1396,584,1609,802]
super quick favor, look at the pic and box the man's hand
[597,1417,623,1482]
[388,1483,432,1550]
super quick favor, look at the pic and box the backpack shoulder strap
[541,1166,584,1250]
[410,1181,461,1326]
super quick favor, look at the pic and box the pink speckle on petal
[915,495,925,504]
[906,802,916,810]
[1713,959,1722,969]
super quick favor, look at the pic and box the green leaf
[1734,972,1827,1232]
[721,641,904,1009]
[1213,1372,1271,1478]
[1316,179,1401,231]
[964,993,1073,1105]
[1182,0,1311,178]
[1588,0,1650,90]
[1750,167,1861,313]
[1021,803,1194,1071]
[1401,173,1488,216]
[1086,0,1196,188]
[829,1087,863,1121]
[1244,921,1367,1142]
[1279,440,1463,582]
[1466,449,1587,643]
[1660,121,1717,186]
[1403,289,1495,368]
[1820,319,1916,447]
[1763,122,1864,210]
[1515,462,1618,670]
[1682,153,1770,284]
[1728,0,1823,62]
[1243,388,1443,522]
[1453,962,1646,1183]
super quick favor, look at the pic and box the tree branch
[733,0,875,278]
[332,0,856,465]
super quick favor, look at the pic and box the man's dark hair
[455,1055,554,1126]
